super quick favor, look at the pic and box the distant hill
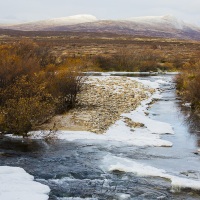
[1,15,200,40]
[0,15,98,31]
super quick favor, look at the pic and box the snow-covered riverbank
[38,76,156,134]
[0,166,50,200]
[26,76,173,147]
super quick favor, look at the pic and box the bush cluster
[176,61,200,112]
[92,49,178,72]
[0,40,85,136]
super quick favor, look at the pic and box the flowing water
[0,74,200,200]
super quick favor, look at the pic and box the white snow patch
[167,72,180,75]
[131,76,173,89]
[102,155,165,177]
[28,120,172,147]
[84,71,179,76]
[101,155,200,191]
[101,72,111,76]
[131,78,159,89]
[49,177,76,185]
[182,103,191,107]
[22,14,97,26]
[123,78,174,135]
[0,166,50,200]
[127,15,185,29]
[122,111,174,135]
[116,193,131,200]
[107,119,172,147]
[152,93,163,99]
[5,134,23,139]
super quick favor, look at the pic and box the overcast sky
[0,0,200,25]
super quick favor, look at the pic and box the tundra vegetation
[0,31,200,135]
[0,40,86,136]
[1,31,200,72]
[176,60,200,113]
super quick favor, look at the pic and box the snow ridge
[20,14,98,26]
[126,15,185,29]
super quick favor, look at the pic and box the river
[0,74,200,200]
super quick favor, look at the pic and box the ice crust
[0,166,50,200]
[102,155,200,191]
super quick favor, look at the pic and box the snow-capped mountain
[43,15,200,40]
[1,14,200,40]
[126,15,185,29]
[1,14,98,31]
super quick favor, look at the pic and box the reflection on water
[177,102,200,147]
[0,137,46,152]
[180,107,200,133]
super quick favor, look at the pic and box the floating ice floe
[101,155,200,191]
[0,166,50,200]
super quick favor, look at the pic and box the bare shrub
[0,75,55,136]
[47,63,86,113]
[0,41,86,136]
[176,61,200,112]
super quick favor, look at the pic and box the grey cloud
[0,0,199,25]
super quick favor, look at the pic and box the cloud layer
[0,0,199,25]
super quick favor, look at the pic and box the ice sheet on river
[0,166,50,200]
[122,92,174,135]
[56,119,172,147]
[102,155,200,191]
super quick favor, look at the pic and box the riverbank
[27,76,173,147]
[39,76,155,134]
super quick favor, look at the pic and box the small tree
[47,65,86,113]
[0,41,86,136]
[0,75,55,136]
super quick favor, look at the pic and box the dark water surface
[0,75,200,200]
